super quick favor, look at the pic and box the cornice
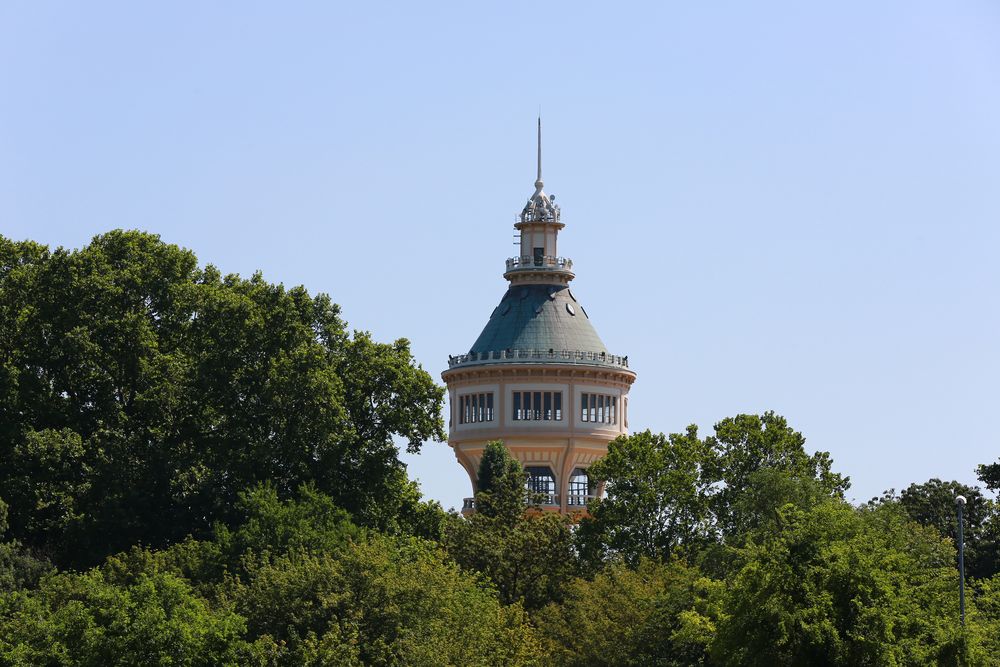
[441,363,636,388]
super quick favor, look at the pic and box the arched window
[567,468,592,506]
[525,466,556,504]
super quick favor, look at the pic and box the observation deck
[447,347,629,370]
[505,254,574,274]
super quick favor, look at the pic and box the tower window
[567,468,593,506]
[533,247,544,266]
[525,466,556,502]
[581,393,617,424]
[512,391,563,421]
[458,392,494,424]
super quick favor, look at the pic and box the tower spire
[521,117,559,223]
[536,116,543,188]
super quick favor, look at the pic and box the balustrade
[505,255,573,272]
[447,348,629,370]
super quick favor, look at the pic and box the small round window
[565,303,576,316]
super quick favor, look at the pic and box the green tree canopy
[474,440,529,519]
[706,412,849,540]
[0,484,542,666]
[0,231,445,568]
[445,442,576,610]
[978,459,1000,493]
[536,559,720,667]
[578,428,715,567]
[579,413,848,568]
[892,479,999,580]
[0,567,250,666]
[714,500,980,666]
[232,536,540,666]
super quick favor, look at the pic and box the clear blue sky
[3,2,998,508]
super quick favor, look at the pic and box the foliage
[0,567,250,666]
[446,442,576,610]
[713,500,982,666]
[578,428,715,567]
[580,413,848,568]
[3,231,998,666]
[0,231,444,567]
[978,460,1000,493]
[973,575,1000,658]
[705,412,849,541]
[446,509,575,611]
[536,559,720,667]
[0,497,52,595]
[894,479,999,580]
[232,536,541,666]
[0,486,542,666]
[475,440,528,519]
[215,483,362,568]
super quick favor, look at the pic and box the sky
[2,2,998,509]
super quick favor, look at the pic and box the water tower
[442,121,636,513]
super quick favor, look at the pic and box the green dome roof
[469,284,608,355]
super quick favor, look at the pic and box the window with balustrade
[458,392,494,424]
[580,392,617,424]
[525,466,556,503]
[567,468,593,506]
[512,390,562,421]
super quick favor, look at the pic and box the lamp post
[955,494,966,626]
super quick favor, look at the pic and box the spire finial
[535,115,543,189]
[520,115,558,223]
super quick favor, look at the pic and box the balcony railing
[532,493,559,507]
[505,255,573,272]
[566,494,598,507]
[447,348,630,370]
[462,495,563,511]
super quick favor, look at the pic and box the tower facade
[442,121,636,513]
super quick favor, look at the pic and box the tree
[713,500,983,666]
[973,574,1000,659]
[444,442,576,610]
[706,412,849,541]
[0,231,445,567]
[977,460,1000,493]
[0,482,544,665]
[474,440,529,519]
[231,537,542,666]
[895,479,999,580]
[536,559,720,667]
[0,567,251,666]
[578,428,715,567]
[213,483,363,572]
[0,497,51,594]
[577,414,848,568]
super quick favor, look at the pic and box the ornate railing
[505,255,573,272]
[566,494,598,507]
[447,348,629,370]
[517,209,561,224]
[534,493,559,507]
[462,495,562,511]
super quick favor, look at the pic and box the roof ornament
[536,115,543,191]
[520,116,560,223]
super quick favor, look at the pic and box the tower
[442,120,636,513]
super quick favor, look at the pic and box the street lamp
[955,494,966,626]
